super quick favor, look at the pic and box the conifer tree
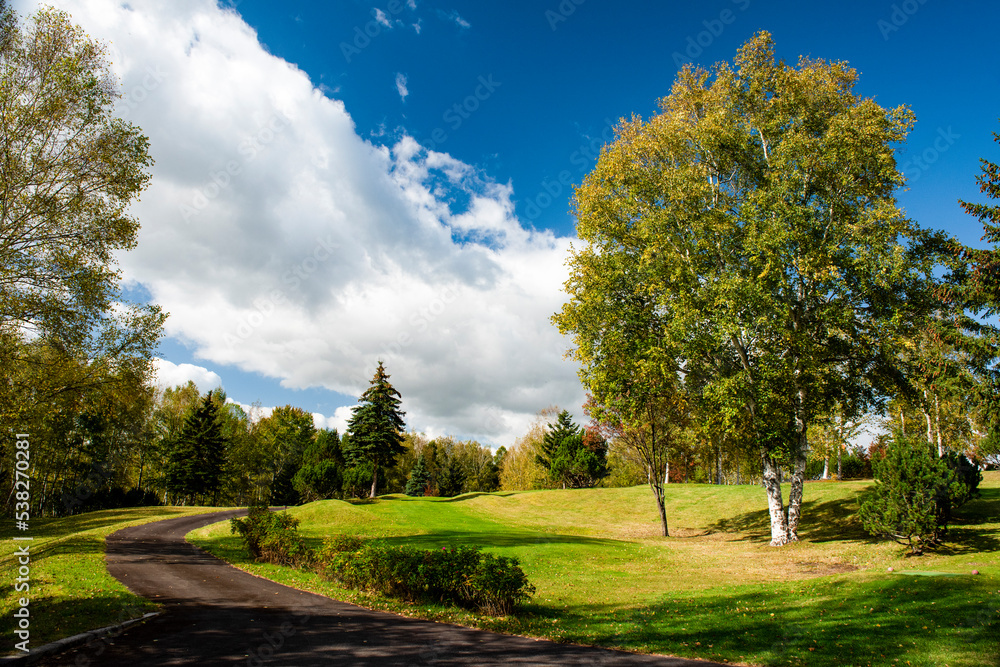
[858,434,966,555]
[437,454,467,497]
[405,453,431,496]
[165,393,227,504]
[345,361,406,498]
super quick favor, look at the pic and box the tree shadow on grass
[28,507,196,540]
[376,530,625,550]
[708,497,872,544]
[708,488,1000,553]
[548,575,997,666]
[0,590,153,655]
[375,492,517,503]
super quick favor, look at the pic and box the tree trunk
[716,443,722,485]
[924,407,934,452]
[761,452,789,546]
[369,465,379,499]
[836,444,842,480]
[784,376,809,542]
[786,448,807,541]
[935,393,944,457]
[821,456,829,480]
[651,483,669,537]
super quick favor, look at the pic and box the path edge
[0,612,161,665]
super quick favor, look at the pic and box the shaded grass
[191,475,1000,666]
[0,506,228,655]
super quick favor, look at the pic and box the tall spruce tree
[345,361,406,498]
[165,393,227,504]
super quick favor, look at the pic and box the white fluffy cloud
[395,72,409,101]
[16,0,584,445]
[152,358,222,394]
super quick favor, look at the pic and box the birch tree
[554,32,958,545]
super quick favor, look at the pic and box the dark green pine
[345,361,406,498]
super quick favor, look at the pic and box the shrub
[858,435,974,555]
[230,505,315,568]
[840,447,873,479]
[318,536,535,615]
[936,452,982,530]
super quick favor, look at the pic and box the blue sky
[231,0,1000,241]
[14,0,1000,445]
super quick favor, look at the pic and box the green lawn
[1,506,227,655]
[190,475,1000,667]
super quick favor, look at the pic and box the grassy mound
[190,475,1000,666]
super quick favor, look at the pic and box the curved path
[39,510,727,666]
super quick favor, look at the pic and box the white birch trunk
[924,409,934,451]
[786,446,808,541]
[762,453,789,546]
[935,393,944,457]
[821,456,829,480]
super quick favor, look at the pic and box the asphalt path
[37,510,729,666]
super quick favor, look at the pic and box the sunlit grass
[191,473,1000,666]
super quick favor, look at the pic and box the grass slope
[190,475,1000,667]
[1,506,227,656]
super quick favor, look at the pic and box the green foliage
[0,5,163,423]
[405,453,432,496]
[553,31,965,544]
[437,453,467,497]
[0,4,164,514]
[536,410,608,489]
[255,405,318,506]
[858,435,972,555]
[293,460,342,502]
[318,537,536,616]
[961,122,1000,313]
[938,451,983,526]
[344,362,407,498]
[165,394,228,503]
[230,506,315,568]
